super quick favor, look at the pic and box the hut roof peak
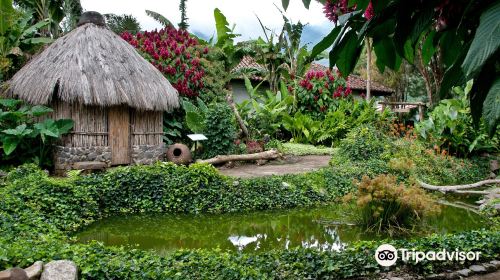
[6,18,179,112]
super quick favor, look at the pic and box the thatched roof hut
[6,11,180,170]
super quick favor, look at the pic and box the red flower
[364,1,374,20]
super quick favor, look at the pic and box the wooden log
[197,150,281,165]
[417,179,500,193]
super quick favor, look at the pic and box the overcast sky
[80,0,333,45]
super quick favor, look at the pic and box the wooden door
[109,106,131,165]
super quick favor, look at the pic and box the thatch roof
[6,13,179,112]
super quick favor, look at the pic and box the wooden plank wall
[49,100,108,147]
[131,110,163,146]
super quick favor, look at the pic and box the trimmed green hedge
[0,163,497,279]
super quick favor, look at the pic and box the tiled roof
[231,56,267,81]
[230,57,394,94]
[309,63,394,94]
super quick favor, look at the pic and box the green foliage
[283,111,322,144]
[351,174,440,233]
[238,78,293,138]
[416,81,499,157]
[0,5,52,82]
[104,13,141,34]
[201,103,236,159]
[303,0,500,134]
[145,10,173,27]
[182,97,209,134]
[0,160,498,278]
[0,99,73,168]
[272,142,336,156]
[337,125,391,161]
[163,112,184,146]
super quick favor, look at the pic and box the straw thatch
[7,22,179,111]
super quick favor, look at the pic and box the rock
[41,260,77,280]
[483,263,497,272]
[9,268,28,280]
[469,264,487,274]
[425,273,443,279]
[444,272,458,280]
[490,260,500,269]
[456,269,472,277]
[490,160,499,172]
[389,277,404,280]
[72,161,106,170]
[0,270,11,280]
[24,261,43,280]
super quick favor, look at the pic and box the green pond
[76,204,485,254]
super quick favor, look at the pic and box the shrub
[122,27,209,99]
[201,103,237,159]
[337,125,391,161]
[0,165,498,278]
[295,68,351,117]
[351,175,440,233]
[415,81,499,157]
[0,99,74,169]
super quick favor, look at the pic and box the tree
[104,14,141,34]
[14,0,82,38]
[289,0,500,135]
[178,0,189,30]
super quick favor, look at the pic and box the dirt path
[465,271,500,280]
[218,155,331,178]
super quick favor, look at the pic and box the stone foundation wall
[54,146,111,170]
[132,145,166,165]
[54,144,165,170]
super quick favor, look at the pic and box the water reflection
[76,205,484,255]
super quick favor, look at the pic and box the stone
[469,265,487,274]
[389,277,404,280]
[73,161,106,170]
[41,260,77,280]
[483,263,497,272]
[456,269,472,277]
[444,272,458,280]
[9,268,28,280]
[0,270,11,280]
[490,160,499,172]
[24,261,43,280]
[426,273,446,280]
[490,260,500,269]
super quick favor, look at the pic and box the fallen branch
[197,150,281,165]
[417,179,500,193]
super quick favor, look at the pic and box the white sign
[187,134,208,141]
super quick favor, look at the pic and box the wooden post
[418,104,424,121]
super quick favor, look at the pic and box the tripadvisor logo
[374,244,481,267]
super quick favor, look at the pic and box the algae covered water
[76,204,485,254]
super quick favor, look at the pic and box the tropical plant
[181,97,209,133]
[283,111,322,144]
[292,0,500,135]
[13,0,82,38]
[201,103,236,159]
[238,77,293,138]
[121,26,206,98]
[0,99,73,168]
[0,1,52,82]
[104,14,141,34]
[295,68,351,117]
[349,174,440,233]
[145,10,174,27]
[416,81,499,156]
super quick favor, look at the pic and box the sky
[80,0,334,46]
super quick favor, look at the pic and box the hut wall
[46,101,165,169]
[48,100,111,170]
[130,110,165,165]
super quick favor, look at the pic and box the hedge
[0,163,498,279]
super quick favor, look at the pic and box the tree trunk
[225,84,249,139]
[417,179,500,193]
[197,149,281,165]
[365,38,372,99]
